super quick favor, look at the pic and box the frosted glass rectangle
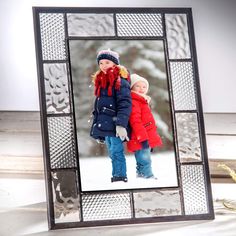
[176,113,201,162]
[133,190,182,218]
[165,14,191,59]
[43,63,70,114]
[170,62,196,110]
[67,13,115,36]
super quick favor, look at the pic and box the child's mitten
[116,126,129,141]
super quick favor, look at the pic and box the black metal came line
[187,11,214,217]
[207,133,236,136]
[65,26,84,222]
[33,7,192,15]
[68,36,165,41]
[32,8,56,229]
[79,186,181,195]
[113,13,118,37]
[162,33,181,189]
[180,162,204,166]
[42,60,68,64]
[162,13,184,216]
[46,113,73,117]
[169,58,192,62]
[52,212,213,230]
[129,190,135,219]
[174,110,198,113]
[51,167,78,172]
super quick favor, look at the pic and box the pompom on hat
[97,49,120,65]
[130,74,149,92]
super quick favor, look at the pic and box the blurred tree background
[69,40,174,157]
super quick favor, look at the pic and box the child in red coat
[127,74,162,179]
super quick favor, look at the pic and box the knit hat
[97,49,120,65]
[130,74,149,92]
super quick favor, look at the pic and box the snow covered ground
[79,151,178,191]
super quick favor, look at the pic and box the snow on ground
[79,151,178,191]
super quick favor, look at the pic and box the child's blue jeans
[134,148,153,178]
[105,136,127,178]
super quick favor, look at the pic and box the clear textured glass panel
[47,116,77,169]
[165,14,191,59]
[116,14,163,36]
[82,193,132,221]
[176,113,201,162]
[51,170,80,223]
[39,13,66,60]
[181,165,208,215]
[43,63,70,114]
[170,62,196,110]
[67,14,115,36]
[133,190,182,218]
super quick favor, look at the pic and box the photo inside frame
[69,40,178,191]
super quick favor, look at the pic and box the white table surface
[0,178,236,236]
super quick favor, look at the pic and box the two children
[90,49,162,182]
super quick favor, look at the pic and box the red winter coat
[127,92,163,152]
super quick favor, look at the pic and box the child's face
[99,59,116,73]
[132,81,148,94]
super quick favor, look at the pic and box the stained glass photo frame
[33,7,214,230]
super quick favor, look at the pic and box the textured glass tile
[67,13,115,36]
[181,165,208,215]
[47,116,77,169]
[39,13,66,60]
[116,14,163,36]
[165,14,191,59]
[133,190,182,218]
[176,113,201,162]
[43,63,70,114]
[82,193,131,221]
[170,62,196,110]
[51,170,80,223]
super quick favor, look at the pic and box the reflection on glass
[51,170,80,223]
[69,40,177,191]
[133,190,182,217]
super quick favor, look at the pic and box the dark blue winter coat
[90,78,131,141]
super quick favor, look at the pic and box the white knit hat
[130,74,149,92]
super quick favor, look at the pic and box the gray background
[0,0,236,112]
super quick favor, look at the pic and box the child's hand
[116,126,129,141]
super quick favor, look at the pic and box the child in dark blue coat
[90,49,132,182]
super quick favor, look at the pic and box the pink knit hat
[97,49,120,65]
